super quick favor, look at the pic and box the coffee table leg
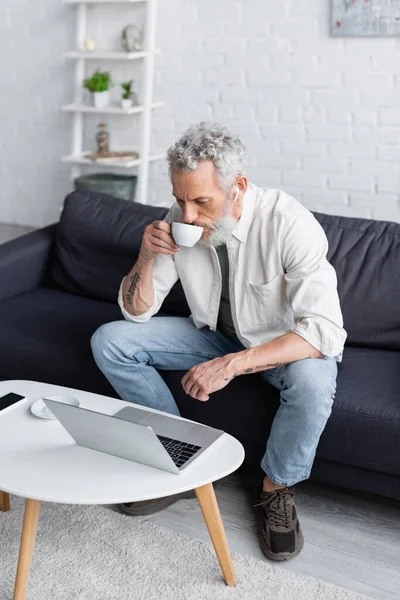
[13,498,42,600]
[1,491,10,512]
[195,483,237,587]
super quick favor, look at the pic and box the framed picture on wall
[332,0,400,36]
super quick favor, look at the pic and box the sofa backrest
[313,211,400,350]
[51,190,190,317]
[52,190,400,351]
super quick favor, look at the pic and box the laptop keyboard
[157,435,202,468]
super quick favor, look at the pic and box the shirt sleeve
[281,210,347,358]
[117,206,179,323]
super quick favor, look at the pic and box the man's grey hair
[167,121,246,192]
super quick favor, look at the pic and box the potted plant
[120,80,136,110]
[83,69,112,109]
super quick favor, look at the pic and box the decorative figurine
[96,123,110,155]
[121,24,142,52]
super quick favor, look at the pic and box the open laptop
[43,399,225,475]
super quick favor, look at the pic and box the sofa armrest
[0,224,57,301]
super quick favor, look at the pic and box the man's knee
[91,321,132,365]
[283,357,337,409]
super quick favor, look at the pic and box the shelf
[64,0,148,4]
[62,152,165,168]
[64,50,160,60]
[64,0,160,204]
[61,101,163,114]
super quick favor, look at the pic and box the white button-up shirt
[118,183,347,362]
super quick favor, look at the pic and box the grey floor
[0,223,33,243]
[143,470,400,600]
[2,222,399,599]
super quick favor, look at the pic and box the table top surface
[0,381,244,505]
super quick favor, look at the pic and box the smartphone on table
[0,392,25,411]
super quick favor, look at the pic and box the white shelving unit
[62,0,162,204]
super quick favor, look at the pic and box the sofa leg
[1,491,10,511]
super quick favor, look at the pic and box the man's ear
[236,176,248,195]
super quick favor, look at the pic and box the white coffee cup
[171,222,204,247]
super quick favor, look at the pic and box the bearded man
[91,121,346,561]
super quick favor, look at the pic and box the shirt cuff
[292,319,329,357]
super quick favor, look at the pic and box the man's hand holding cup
[140,221,204,262]
[139,221,181,261]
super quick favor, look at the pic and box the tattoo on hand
[224,372,241,381]
[125,272,141,305]
[223,357,313,381]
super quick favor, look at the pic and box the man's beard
[196,198,238,248]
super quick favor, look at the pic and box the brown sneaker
[255,485,304,561]
[119,489,197,516]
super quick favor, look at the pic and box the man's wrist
[224,344,294,380]
[225,349,253,380]
[137,252,156,266]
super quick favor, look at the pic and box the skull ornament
[121,24,142,52]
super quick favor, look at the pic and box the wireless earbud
[233,186,240,204]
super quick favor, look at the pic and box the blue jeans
[91,316,338,487]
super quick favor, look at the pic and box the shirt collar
[232,183,255,243]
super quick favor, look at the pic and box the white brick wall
[149,0,400,222]
[0,0,74,227]
[0,0,399,226]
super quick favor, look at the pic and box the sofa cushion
[313,212,400,350]
[0,287,121,394]
[51,190,190,318]
[317,345,400,477]
[0,287,165,396]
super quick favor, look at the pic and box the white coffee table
[0,380,245,599]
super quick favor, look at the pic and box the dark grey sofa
[0,190,399,500]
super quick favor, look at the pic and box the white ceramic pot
[93,91,109,109]
[121,98,133,110]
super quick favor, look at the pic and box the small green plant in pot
[83,69,112,109]
[120,80,137,110]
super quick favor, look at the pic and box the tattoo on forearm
[223,357,313,381]
[125,272,141,305]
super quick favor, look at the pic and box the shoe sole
[119,489,197,516]
[260,526,304,562]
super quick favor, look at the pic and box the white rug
[1,496,375,600]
